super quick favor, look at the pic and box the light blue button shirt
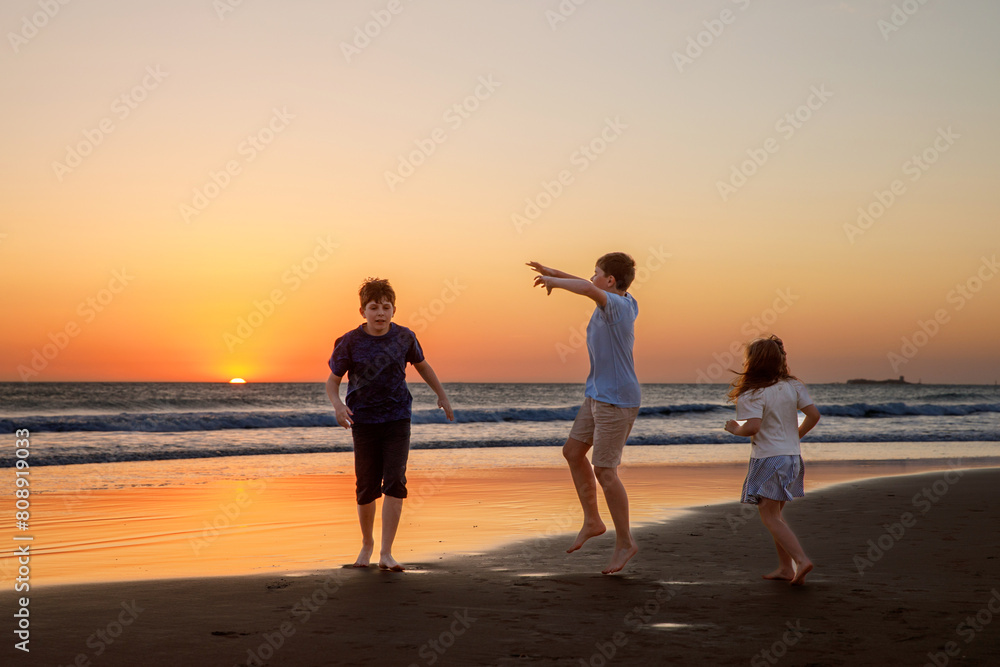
[584,291,641,408]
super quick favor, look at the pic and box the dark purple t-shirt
[328,323,425,424]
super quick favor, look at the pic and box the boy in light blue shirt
[528,252,641,574]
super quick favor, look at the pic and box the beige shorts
[568,396,640,468]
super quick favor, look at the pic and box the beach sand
[1,455,979,586]
[4,465,998,665]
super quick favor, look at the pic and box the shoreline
[4,467,998,665]
[3,457,996,588]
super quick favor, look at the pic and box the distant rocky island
[846,376,915,385]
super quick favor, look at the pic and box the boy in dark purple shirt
[325,278,453,571]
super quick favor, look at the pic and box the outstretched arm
[799,404,820,439]
[533,275,608,307]
[526,261,584,281]
[413,360,454,421]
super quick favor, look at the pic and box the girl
[724,335,820,585]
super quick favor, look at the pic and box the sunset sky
[1,0,997,384]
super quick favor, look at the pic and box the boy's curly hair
[359,277,395,308]
[596,252,637,291]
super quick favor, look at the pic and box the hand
[724,420,739,435]
[526,261,555,277]
[437,396,455,422]
[533,275,554,295]
[335,404,354,429]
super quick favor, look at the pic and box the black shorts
[351,419,410,505]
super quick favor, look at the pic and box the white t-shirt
[736,379,814,459]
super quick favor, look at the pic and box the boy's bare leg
[762,501,795,580]
[594,466,639,574]
[354,500,376,567]
[757,498,812,585]
[378,495,405,571]
[563,438,606,552]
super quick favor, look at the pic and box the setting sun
[229,378,246,384]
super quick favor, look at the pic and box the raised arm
[798,404,820,439]
[412,360,454,421]
[526,261,584,281]
[532,275,608,307]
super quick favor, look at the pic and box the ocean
[2,382,998,467]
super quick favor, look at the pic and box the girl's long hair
[726,335,797,404]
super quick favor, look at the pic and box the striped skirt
[740,455,805,504]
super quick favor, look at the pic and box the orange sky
[1,0,998,383]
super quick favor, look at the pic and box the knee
[756,506,780,526]
[382,474,407,499]
[594,466,618,487]
[563,442,585,462]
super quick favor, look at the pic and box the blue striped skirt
[740,455,805,504]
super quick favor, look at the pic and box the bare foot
[567,521,606,553]
[353,542,374,568]
[762,567,794,581]
[602,542,638,575]
[790,560,813,586]
[378,554,405,572]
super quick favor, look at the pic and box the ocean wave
[819,403,1000,418]
[2,402,999,434]
[0,404,729,433]
[10,431,999,467]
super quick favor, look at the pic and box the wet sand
[0,457,978,586]
[3,465,999,665]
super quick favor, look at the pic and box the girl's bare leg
[757,498,813,585]
[762,501,795,580]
